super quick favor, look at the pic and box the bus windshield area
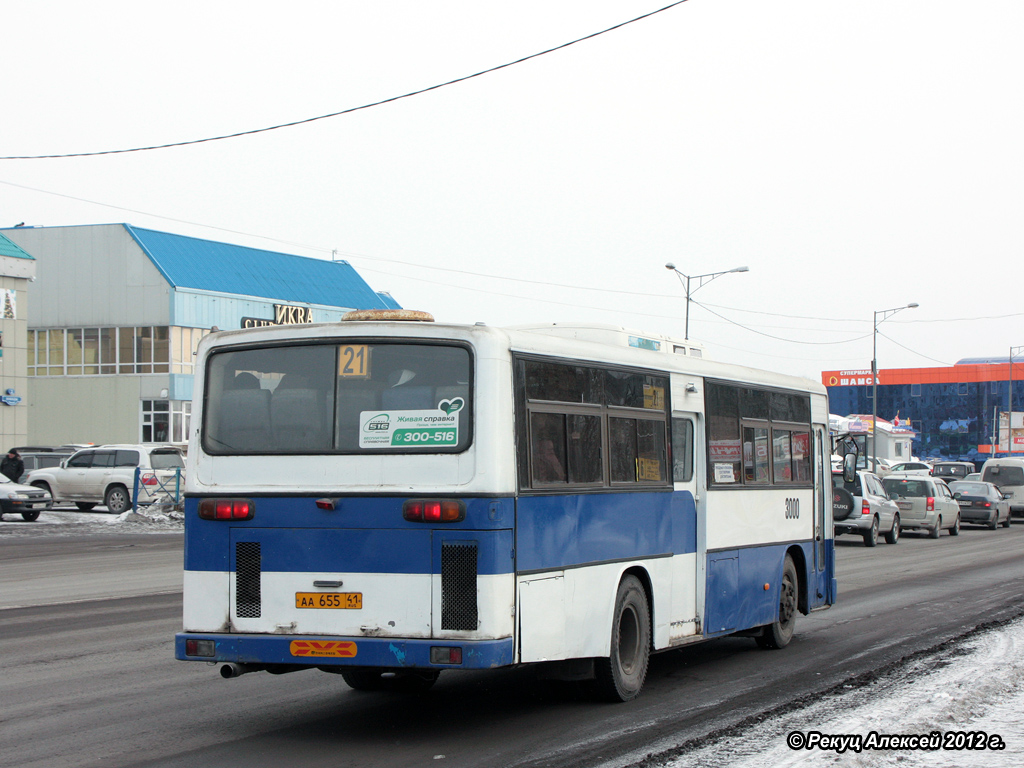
[203,342,471,454]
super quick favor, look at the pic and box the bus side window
[672,418,694,483]
[530,413,567,484]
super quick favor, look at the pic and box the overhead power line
[0,1,690,161]
[875,330,951,367]
[691,300,872,346]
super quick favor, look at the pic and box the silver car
[833,470,900,546]
[881,473,961,538]
[26,444,184,514]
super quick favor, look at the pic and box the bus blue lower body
[175,633,514,668]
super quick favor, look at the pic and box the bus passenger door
[669,412,702,642]
[814,425,836,606]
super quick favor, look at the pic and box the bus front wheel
[594,575,651,702]
[756,555,798,650]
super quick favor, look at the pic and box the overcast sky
[3,1,1022,379]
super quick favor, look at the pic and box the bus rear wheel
[756,555,798,650]
[339,667,439,692]
[594,575,650,702]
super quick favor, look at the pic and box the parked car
[26,444,184,514]
[0,475,52,522]
[860,457,894,476]
[881,473,961,538]
[930,461,976,485]
[17,448,76,484]
[888,461,933,476]
[947,480,1011,529]
[833,470,900,546]
[980,457,1024,519]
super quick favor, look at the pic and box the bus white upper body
[175,316,834,700]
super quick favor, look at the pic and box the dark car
[18,450,76,484]
[947,480,1011,529]
[931,461,976,485]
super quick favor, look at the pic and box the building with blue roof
[0,231,37,448]
[1,224,400,446]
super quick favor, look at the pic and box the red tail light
[861,500,871,515]
[403,499,465,523]
[198,498,254,520]
[982,502,991,508]
[141,473,158,486]
[926,497,935,511]
[430,646,463,664]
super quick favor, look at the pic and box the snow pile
[664,618,1024,767]
[111,501,184,527]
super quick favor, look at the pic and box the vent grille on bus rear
[441,542,478,631]
[235,542,262,619]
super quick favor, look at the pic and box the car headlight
[5,492,29,500]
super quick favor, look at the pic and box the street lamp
[1008,345,1024,454]
[872,303,919,466]
[665,263,749,340]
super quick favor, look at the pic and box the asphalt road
[2,523,1023,768]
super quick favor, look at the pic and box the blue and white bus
[175,312,835,701]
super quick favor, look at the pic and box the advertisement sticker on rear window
[359,399,462,449]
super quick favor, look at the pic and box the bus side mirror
[843,454,857,484]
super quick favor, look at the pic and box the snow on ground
[0,503,183,537]
[660,617,1024,768]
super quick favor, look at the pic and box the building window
[911,384,922,397]
[142,399,190,443]
[27,326,187,376]
[171,327,209,374]
[958,382,968,396]
[142,400,170,442]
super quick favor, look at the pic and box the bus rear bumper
[175,632,514,670]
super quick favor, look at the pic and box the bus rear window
[203,342,472,454]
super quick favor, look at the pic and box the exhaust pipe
[220,663,259,679]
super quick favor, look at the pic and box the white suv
[26,444,184,514]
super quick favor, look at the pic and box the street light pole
[1008,345,1024,455]
[872,303,919,467]
[665,263,749,340]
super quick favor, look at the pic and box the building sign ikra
[240,304,314,329]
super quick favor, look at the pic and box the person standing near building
[1,449,24,483]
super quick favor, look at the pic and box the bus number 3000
[785,498,800,519]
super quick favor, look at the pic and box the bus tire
[594,575,650,702]
[339,667,439,692]
[756,555,798,650]
[340,667,387,691]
